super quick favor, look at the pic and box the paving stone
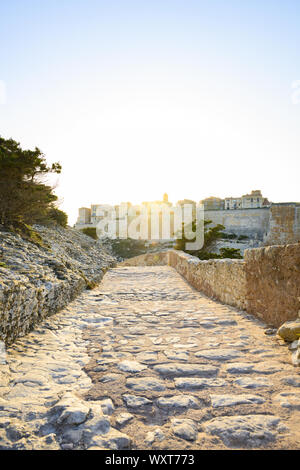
[136,352,158,363]
[145,428,165,444]
[225,362,285,375]
[1,265,298,451]
[281,376,300,387]
[126,377,166,392]
[210,394,265,408]
[173,343,198,349]
[99,373,123,383]
[195,349,241,361]
[122,394,152,408]
[115,413,134,427]
[204,415,282,447]
[163,350,189,361]
[87,429,131,450]
[153,363,218,377]
[157,395,200,409]
[51,393,90,426]
[234,377,272,389]
[118,361,148,373]
[171,418,198,441]
[175,378,228,390]
[274,392,300,410]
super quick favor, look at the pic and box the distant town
[76,190,270,228]
[75,191,300,247]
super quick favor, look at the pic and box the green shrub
[47,208,68,227]
[80,227,98,240]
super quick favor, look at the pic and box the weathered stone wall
[168,251,247,310]
[264,204,300,246]
[0,226,116,344]
[119,245,300,327]
[204,207,270,241]
[244,243,300,327]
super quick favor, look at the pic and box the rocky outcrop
[0,225,116,344]
[278,319,300,342]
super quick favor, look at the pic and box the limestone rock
[171,418,198,441]
[145,428,165,445]
[88,429,131,450]
[194,348,241,361]
[52,393,90,426]
[292,348,300,366]
[234,377,271,389]
[274,392,300,410]
[123,394,152,408]
[281,375,300,387]
[115,413,134,427]
[175,378,227,390]
[0,225,116,345]
[99,398,115,416]
[204,415,282,447]
[153,363,218,377]
[288,339,299,351]
[277,320,300,342]
[118,361,147,373]
[126,377,166,392]
[210,394,265,408]
[157,395,200,409]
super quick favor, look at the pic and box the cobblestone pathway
[1,266,300,450]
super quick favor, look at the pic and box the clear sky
[1,0,299,224]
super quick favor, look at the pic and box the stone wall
[119,245,300,327]
[0,226,116,344]
[168,251,247,310]
[244,243,300,327]
[204,207,270,241]
[264,204,300,246]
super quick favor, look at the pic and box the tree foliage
[109,238,150,259]
[174,219,242,259]
[0,136,66,230]
[80,227,98,240]
[174,220,225,254]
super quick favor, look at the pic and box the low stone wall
[168,251,247,310]
[244,244,300,326]
[119,245,300,327]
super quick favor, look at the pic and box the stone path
[0,266,300,450]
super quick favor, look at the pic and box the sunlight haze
[1,0,299,224]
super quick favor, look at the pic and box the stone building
[200,197,225,211]
[77,207,91,225]
[224,190,268,210]
[75,192,300,247]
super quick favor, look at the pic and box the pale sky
[1,0,299,225]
